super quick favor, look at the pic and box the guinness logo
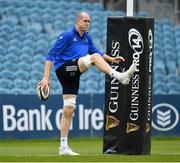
[146,123,150,133]
[105,115,119,131]
[126,122,139,133]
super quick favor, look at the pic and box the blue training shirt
[46,27,104,70]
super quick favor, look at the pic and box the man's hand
[37,77,50,90]
[37,60,52,90]
[111,56,125,64]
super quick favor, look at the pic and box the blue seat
[153,82,168,94]
[0,53,5,63]
[21,46,34,54]
[153,73,167,83]
[69,2,81,10]
[28,23,43,33]
[24,32,37,42]
[92,2,103,11]
[166,61,177,74]
[13,78,28,89]
[9,32,24,42]
[30,70,42,80]
[163,37,174,46]
[137,11,149,17]
[3,61,17,71]
[0,79,13,89]
[51,80,61,90]
[167,74,180,83]
[19,54,33,63]
[19,15,29,26]
[164,51,177,63]
[153,60,166,74]
[0,69,16,80]
[168,89,180,94]
[7,15,19,25]
[9,39,21,49]
[84,80,99,91]
[31,62,44,71]
[113,11,125,16]
[83,87,97,94]
[28,79,39,88]
[167,82,180,94]
[15,70,30,80]
[78,88,85,94]
[0,87,11,94]
[53,21,66,31]
[32,54,45,62]
[4,54,18,63]
[12,87,25,94]
[154,89,167,95]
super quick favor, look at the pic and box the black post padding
[103,17,154,155]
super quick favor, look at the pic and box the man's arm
[103,54,125,63]
[37,60,53,89]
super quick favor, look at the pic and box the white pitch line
[0,162,180,163]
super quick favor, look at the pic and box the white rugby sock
[60,137,68,149]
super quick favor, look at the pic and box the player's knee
[81,54,93,69]
[91,53,101,63]
[63,97,76,108]
[63,97,76,117]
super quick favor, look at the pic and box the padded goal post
[103,16,154,155]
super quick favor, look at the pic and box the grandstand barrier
[0,94,179,139]
[103,17,154,155]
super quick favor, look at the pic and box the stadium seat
[19,15,29,26]
[3,60,17,71]
[26,87,36,94]
[0,87,11,94]
[29,22,43,32]
[167,82,180,94]
[136,11,149,17]
[153,60,166,74]
[0,69,16,80]
[167,74,180,83]
[11,87,26,94]
[83,87,97,94]
[0,78,13,89]
[15,70,30,80]
[166,61,177,75]
[30,70,42,80]
[13,78,28,89]
[84,80,99,91]
[153,73,167,83]
[5,54,18,63]
[32,55,45,62]
[31,62,44,72]
[164,51,177,63]
[19,54,33,64]
[153,81,168,94]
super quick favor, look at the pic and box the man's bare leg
[59,94,79,155]
[78,53,136,85]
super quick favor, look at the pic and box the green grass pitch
[0,137,180,162]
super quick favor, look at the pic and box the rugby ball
[36,85,50,101]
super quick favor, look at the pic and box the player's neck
[76,26,85,37]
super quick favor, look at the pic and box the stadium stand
[0,0,179,95]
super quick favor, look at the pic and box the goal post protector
[103,16,154,155]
